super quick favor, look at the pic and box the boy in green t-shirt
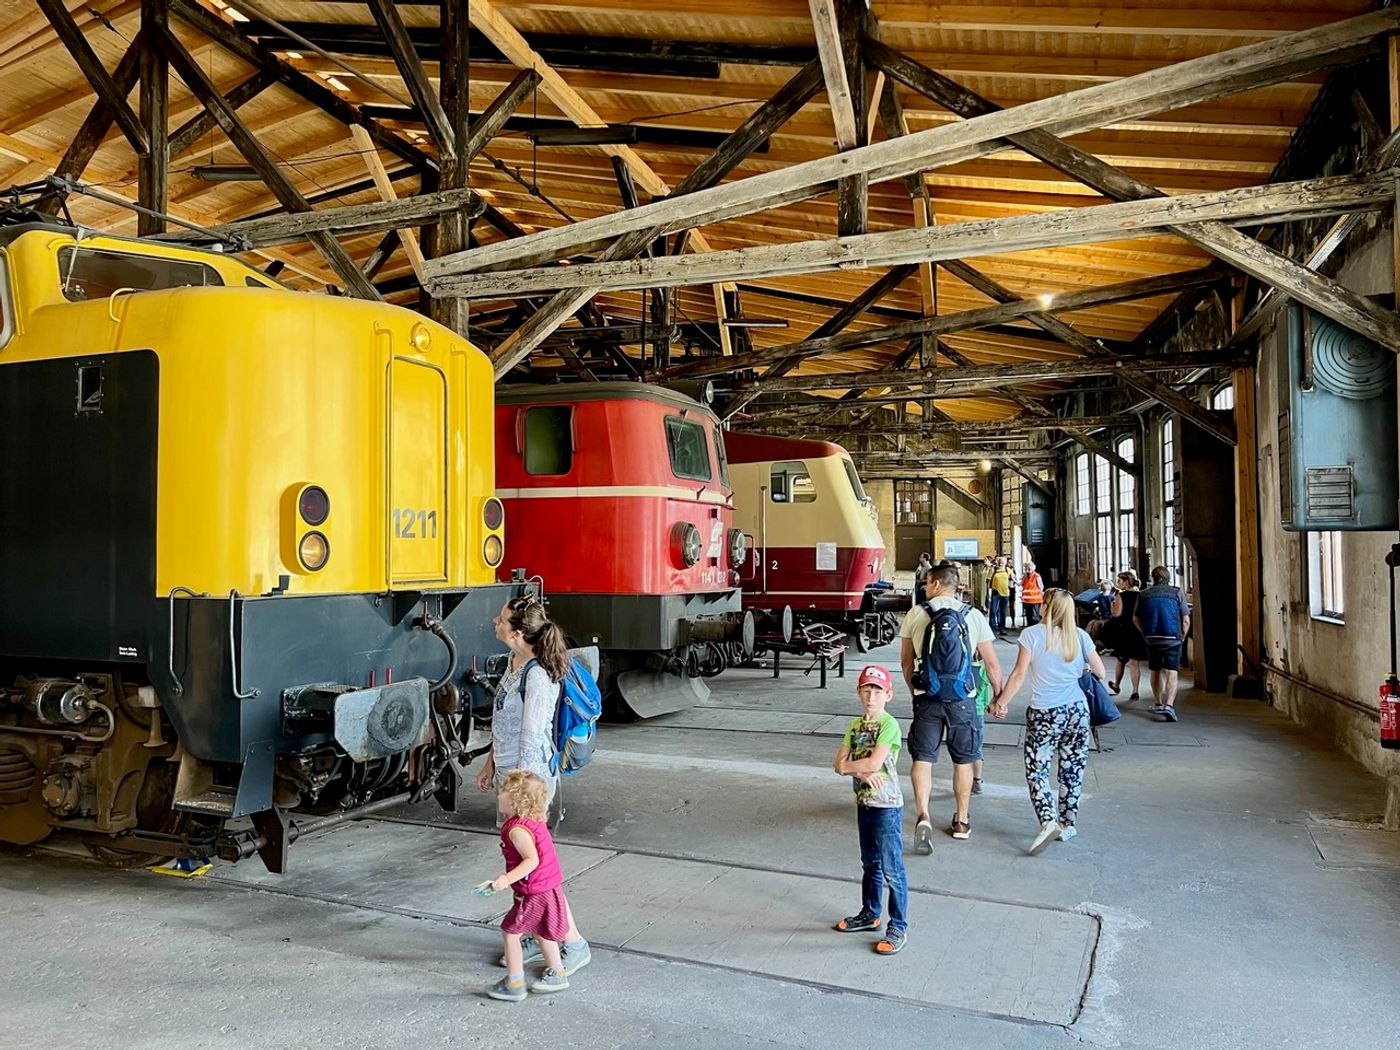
[832,664,909,956]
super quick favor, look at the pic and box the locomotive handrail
[166,585,206,697]
[228,591,260,700]
[106,287,138,322]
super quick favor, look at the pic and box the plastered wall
[1254,226,1400,819]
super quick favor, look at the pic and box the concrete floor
[4,633,1400,1049]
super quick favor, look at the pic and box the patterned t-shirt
[841,712,903,809]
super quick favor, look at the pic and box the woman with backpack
[477,595,593,975]
[990,589,1107,857]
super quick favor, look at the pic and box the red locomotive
[495,383,751,715]
[725,432,905,650]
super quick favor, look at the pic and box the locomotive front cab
[0,226,514,869]
[726,432,893,644]
[495,383,750,716]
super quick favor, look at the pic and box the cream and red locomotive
[724,432,903,649]
[495,383,751,716]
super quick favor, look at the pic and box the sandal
[835,911,882,933]
[875,928,907,955]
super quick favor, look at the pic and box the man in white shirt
[899,565,1003,852]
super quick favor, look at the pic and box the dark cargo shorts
[1147,640,1183,671]
[908,696,982,765]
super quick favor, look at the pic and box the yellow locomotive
[0,222,514,870]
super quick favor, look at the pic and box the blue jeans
[990,593,1009,633]
[856,804,907,934]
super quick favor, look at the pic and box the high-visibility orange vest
[1021,572,1044,604]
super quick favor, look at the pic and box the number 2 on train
[392,508,437,538]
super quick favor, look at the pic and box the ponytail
[503,597,571,682]
[527,621,570,682]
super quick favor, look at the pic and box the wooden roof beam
[487,57,825,377]
[435,172,1395,300]
[741,414,1131,436]
[867,40,1384,440]
[367,0,455,160]
[424,8,1398,280]
[154,19,379,300]
[809,0,859,150]
[663,266,1225,380]
[727,347,1252,396]
[37,0,149,155]
[35,37,142,215]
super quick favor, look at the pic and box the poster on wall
[816,542,838,571]
[1076,542,1090,570]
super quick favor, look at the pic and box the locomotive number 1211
[391,508,439,539]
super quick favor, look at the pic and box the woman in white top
[477,595,566,800]
[992,589,1107,856]
[476,595,592,973]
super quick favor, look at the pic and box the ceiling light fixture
[525,125,640,146]
[189,165,261,182]
[721,317,790,329]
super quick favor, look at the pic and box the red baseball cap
[857,665,893,691]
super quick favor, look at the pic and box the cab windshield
[58,246,223,302]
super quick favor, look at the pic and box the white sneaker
[1028,821,1060,856]
[914,820,934,855]
[1058,825,1077,842]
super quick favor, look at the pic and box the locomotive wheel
[854,631,870,654]
[85,761,189,869]
[698,642,726,678]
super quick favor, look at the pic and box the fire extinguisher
[1383,541,1400,749]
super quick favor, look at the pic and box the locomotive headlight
[298,531,330,571]
[483,534,504,568]
[410,322,432,353]
[727,527,747,567]
[672,522,702,568]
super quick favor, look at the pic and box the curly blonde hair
[498,769,549,821]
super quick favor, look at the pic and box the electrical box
[1278,304,1397,531]
[1022,481,1056,544]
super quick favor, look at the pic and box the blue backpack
[912,603,978,702]
[551,658,602,775]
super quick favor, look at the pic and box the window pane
[58,246,222,301]
[524,406,572,475]
[1095,456,1111,513]
[842,457,868,503]
[771,460,815,502]
[665,415,712,481]
[1212,385,1235,410]
[1117,514,1135,574]
[1096,515,1113,576]
[1075,455,1091,515]
[713,425,730,487]
[1162,419,1176,504]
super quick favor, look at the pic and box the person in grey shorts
[899,565,1002,851]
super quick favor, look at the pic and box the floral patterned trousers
[1023,700,1091,827]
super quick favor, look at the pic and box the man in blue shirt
[1135,565,1192,722]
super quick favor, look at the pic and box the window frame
[0,253,12,350]
[522,405,574,476]
[57,245,223,302]
[770,459,816,503]
[1074,454,1091,516]
[1308,530,1345,623]
[664,414,713,482]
